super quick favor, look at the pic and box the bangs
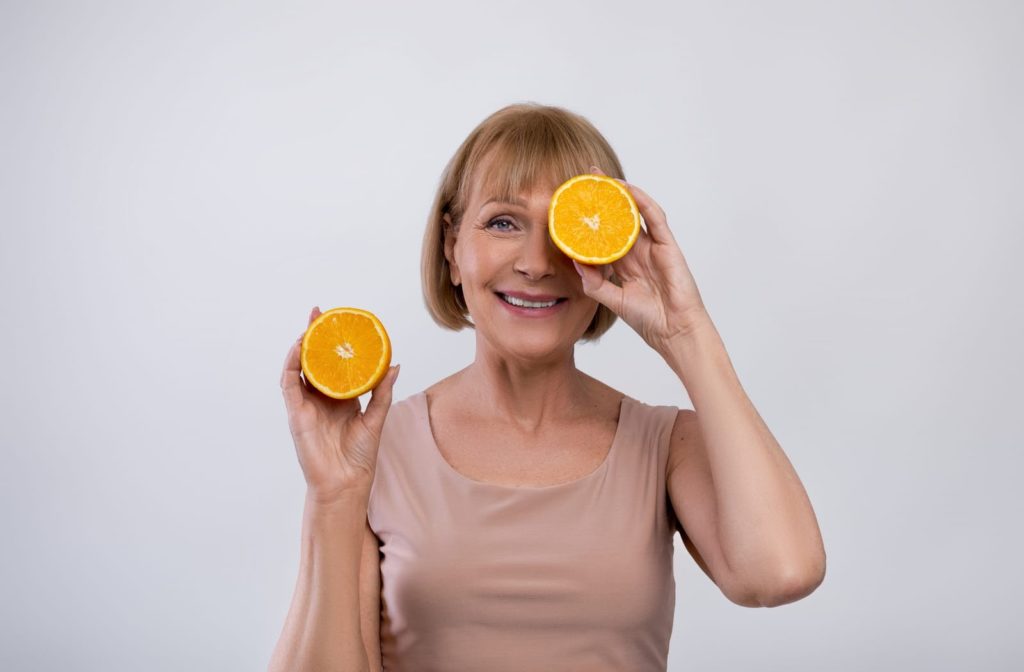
[457,115,608,220]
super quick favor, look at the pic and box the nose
[513,224,561,280]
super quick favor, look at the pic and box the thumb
[363,364,400,431]
[573,260,620,309]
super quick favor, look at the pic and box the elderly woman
[271,103,826,672]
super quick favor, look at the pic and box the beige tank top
[367,390,681,671]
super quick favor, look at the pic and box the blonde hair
[421,102,626,342]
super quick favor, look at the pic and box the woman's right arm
[268,307,399,672]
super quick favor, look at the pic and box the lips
[494,291,569,316]
[495,290,566,302]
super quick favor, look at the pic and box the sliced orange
[548,174,641,264]
[300,307,392,399]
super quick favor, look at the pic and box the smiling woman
[422,103,626,341]
[271,102,826,672]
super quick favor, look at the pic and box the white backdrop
[1,1,1021,669]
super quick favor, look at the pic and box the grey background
[2,1,1021,669]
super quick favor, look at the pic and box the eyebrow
[479,196,527,213]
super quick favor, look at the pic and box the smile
[494,292,568,317]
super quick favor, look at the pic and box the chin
[501,335,575,361]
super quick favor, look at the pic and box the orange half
[548,174,641,264]
[300,307,392,399]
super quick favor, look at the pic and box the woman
[270,103,826,671]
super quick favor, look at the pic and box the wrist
[656,310,716,353]
[305,486,370,515]
[658,315,724,375]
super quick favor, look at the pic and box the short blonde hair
[421,102,626,342]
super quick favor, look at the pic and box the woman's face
[444,166,607,362]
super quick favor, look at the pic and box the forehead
[466,149,566,209]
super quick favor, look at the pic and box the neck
[462,338,597,432]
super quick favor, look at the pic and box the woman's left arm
[575,169,826,607]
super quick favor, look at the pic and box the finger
[300,369,315,394]
[601,175,673,246]
[590,167,675,246]
[296,307,321,394]
[610,230,650,281]
[619,182,676,247]
[281,333,308,406]
[284,304,321,401]
[363,364,400,431]
[573,259,623,313]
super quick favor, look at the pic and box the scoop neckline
[415,390,629,491]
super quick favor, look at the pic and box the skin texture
[439,159,826,607]
[270,155,828,671]
[438,167,621,431]
[269,307,400,672]
[578,167,827,607]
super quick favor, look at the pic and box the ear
[442,213,461,286]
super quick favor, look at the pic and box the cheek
[581,297,601,320]
[457,242,505,283]
[456,252,484,287]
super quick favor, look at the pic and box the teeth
[500,293,558,308]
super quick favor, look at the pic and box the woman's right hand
[280,306,400,504]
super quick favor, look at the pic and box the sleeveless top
[367,390,681,671]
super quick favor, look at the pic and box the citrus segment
[300,307,392,400]
[548,174,641,264]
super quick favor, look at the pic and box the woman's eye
[486,217,516,231]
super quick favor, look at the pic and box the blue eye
[487,217,516,231]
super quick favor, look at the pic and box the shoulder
[621,393,687,424]
[387,390,422,414]
[379,390,424,435]
[613,395,689,464]
[576,372,628,415]
[420,370,475,419]
[422,368,466,399]
[620,396,695,470]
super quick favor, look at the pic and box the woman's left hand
[573,168,710,353]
